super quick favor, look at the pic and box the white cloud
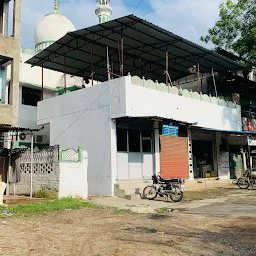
[20,0,224,49]
[145,0,225,47]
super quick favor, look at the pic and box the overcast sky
[20,0,224,49]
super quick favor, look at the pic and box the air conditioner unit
[35,134,49,145]
[18,132,32,143]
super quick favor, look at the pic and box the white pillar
[187,129,194,180]
[110,119,117,196]
[154,121,160,175]
[242,150,247,171]
[216,132,222,176]
[30,134,34,198]
[6,154,11,196]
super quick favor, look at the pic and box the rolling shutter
[160,136,189,179]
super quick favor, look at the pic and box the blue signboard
[162,123,179,136]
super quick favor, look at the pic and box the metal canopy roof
[0,55,12,67]
[26,15,244,83]
[190,126,256,136]
[0,125,42,132]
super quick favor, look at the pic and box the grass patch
[113,209,136,215]
[35,188,58,199]
[0,198,98,217]
[155,208,168,214]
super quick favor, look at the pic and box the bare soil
[0,206,256,256]
[183,187,242,201]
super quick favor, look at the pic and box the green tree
[201,0,256,67]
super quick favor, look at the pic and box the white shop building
[27,15,245,196]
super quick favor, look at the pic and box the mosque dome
[34,10,75,53]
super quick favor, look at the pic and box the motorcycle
[237,169,256,189]
[143,175,184,202]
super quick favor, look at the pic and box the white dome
[34,11,75,52]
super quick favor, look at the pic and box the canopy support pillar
[41,63,44,100]
[64,56,67,94]
[166,49,169,87]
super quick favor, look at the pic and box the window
[117,129,127,152]
[141,131,152,138]
[0,0,14,37]
[22,87,41,106]
[142,140,152,153]
[117,129,153,153]
[129,130,140,152]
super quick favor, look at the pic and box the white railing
[129,74,237,109]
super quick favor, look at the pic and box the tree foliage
[201,0,256,67]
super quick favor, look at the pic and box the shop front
[190,127,256,180]
[116,118,155,180]
[190,129,218,179]
[116,117,190,181]
[227,135,247,179]
[159,122,189,179]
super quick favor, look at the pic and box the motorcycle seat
[159,178,179,183]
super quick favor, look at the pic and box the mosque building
[9,0,112,148]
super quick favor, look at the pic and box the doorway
[192,140,214,178]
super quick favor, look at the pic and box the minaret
[95,0,112,24]
[54,0,59,12]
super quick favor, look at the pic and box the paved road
[92,196,256,217]
[185,202,256,217]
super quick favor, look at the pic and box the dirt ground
[1,205,256,256]
[1,188,256,256]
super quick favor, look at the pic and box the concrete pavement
[91,196,228,213]
[91,191,256,217]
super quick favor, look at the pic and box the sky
[20,0,225,49]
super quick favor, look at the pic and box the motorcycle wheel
[237,178,250,189]
[170,187,183,202]
[143,185,157,200]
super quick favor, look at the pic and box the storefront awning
[190,126,256,136]
[117,116,194,130]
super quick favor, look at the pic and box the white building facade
[37,75,242,195]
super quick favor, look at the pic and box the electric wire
[133,0,145,13]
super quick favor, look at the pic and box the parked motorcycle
[143,175,184,202]
[237,169,256,189]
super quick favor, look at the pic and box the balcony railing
[129,74,238,109]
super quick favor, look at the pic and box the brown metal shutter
[160,136,189,179]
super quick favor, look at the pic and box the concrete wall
[127,78,242,131]
[18,104,50,140]
[18,86,54,140]
[0,0,21,126]
[37,76,242,195]
[59,151,88,199]
[0,105,15,125]
[173,73,210,93]
[9,164,60,196]
[38,78,127,196]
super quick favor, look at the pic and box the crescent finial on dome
[54,0,59,11]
